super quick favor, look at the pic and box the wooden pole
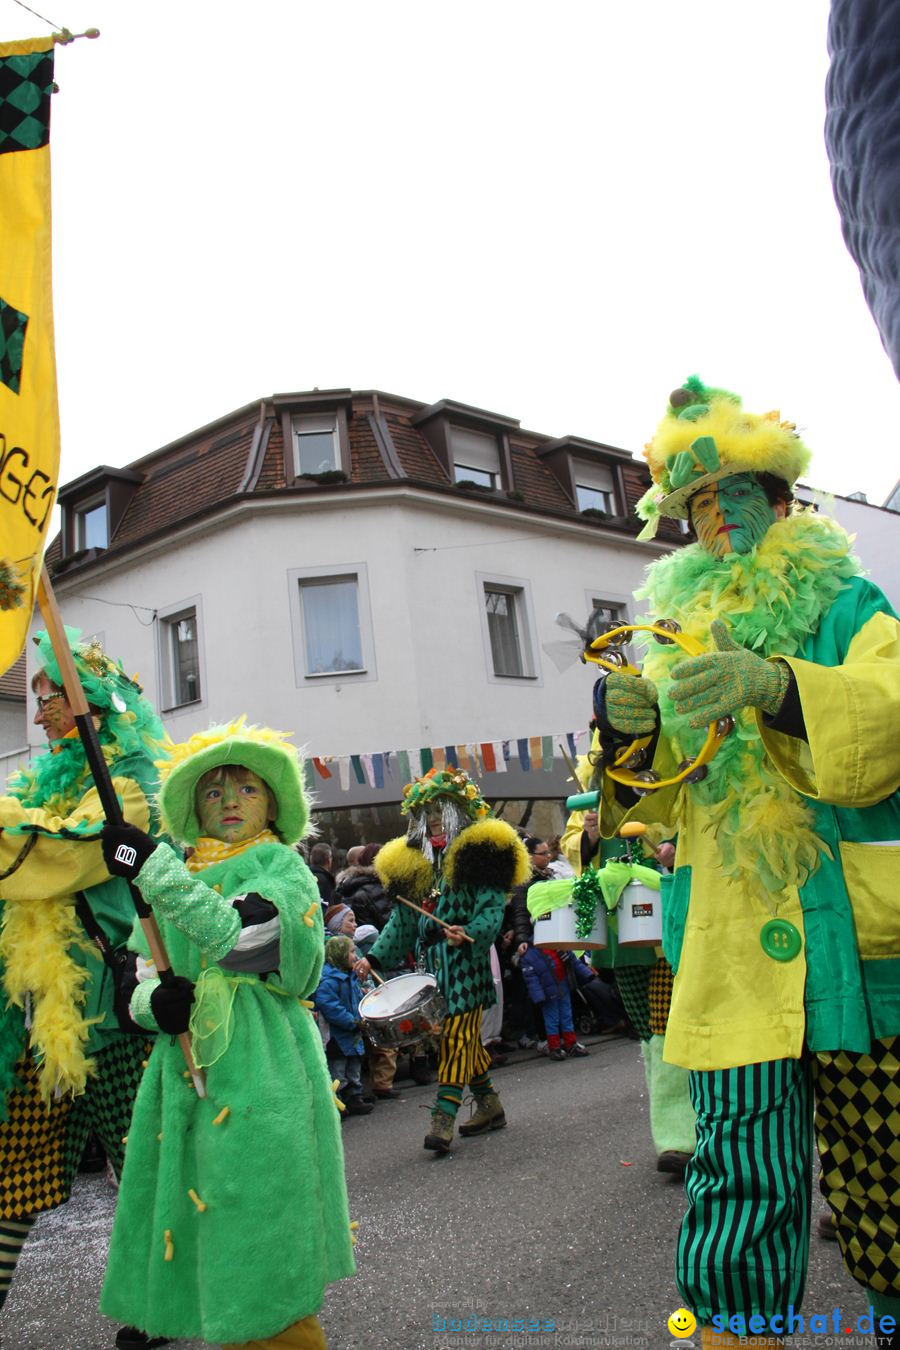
[393,892,474,942]
[36,567,206,1096]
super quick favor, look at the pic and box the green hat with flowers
[635,375,811,539]
[400,767,491,821]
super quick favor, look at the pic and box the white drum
[615,880,662,947]
[358,972,446,1049]
[532,903,607,951]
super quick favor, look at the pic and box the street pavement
[4,1035,864,1350]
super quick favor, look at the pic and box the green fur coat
[100,842,355,1343]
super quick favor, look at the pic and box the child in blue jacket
[519,946,589,1060]
[314,935,373,1115]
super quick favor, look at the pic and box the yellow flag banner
[0,36,58,677]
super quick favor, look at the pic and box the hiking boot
[458,1092,506,1136]
[423,1108,455,1153]
[341,1094,374,1116]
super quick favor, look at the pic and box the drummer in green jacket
[593,377,900,1346]
[355,768,529,1155]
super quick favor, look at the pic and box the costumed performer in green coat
[98,719,355,1350]
[0,629,163,1350]
[591,378,900,1347]
[559,801,695,1175]
[355,767,530,1154]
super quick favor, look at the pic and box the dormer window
[574,461,616,514]
[74,498,108,549]
[291,414,340,476]
[451,427,500,489]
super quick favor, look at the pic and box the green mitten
[670,620,790,728]
[605,672,659,736]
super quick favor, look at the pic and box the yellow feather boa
[0,899,95,1101]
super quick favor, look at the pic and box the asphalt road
[3,1036,866,1350]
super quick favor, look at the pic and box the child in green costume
[99,719,355,1350]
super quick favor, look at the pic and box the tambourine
[582,620,733,794]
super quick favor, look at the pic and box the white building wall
[35,491,666,804]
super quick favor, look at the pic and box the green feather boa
[635,511,859,892]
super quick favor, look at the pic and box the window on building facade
[484,584,530,677]
[291,413,340,476]
[574,461,616,514]
[451,427,501,489]
[74,500,108,550]
[161,608,201,708]
[299,575,364,674]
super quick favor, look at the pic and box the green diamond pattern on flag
[0,48,53,153]
[0,296,28,393]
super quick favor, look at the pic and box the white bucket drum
[615,880,662,947]
[532,904,607,951]
[359,972,447,1050]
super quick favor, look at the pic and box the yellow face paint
[196,767,274,843]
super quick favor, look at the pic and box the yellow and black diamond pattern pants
[814,1035,899,1296]
[0,1038,151,1221]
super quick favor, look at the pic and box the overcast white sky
[6,0,899,504]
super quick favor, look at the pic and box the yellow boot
[222,1312,328,1349]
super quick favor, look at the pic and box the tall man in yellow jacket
[593,378,899,1347]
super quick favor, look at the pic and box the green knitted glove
[670,620,790,728]
[605,672,659,736]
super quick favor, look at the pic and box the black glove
[150,976,195,1035]
[101,822,157,879]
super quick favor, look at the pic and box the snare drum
[359,973,447,1050]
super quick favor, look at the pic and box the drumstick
[394,893,474,942]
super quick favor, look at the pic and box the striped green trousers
[678,1040,900,1327]
[677,1058,812,1326]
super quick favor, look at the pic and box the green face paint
[196,767,273,843]
[689,473,775,557]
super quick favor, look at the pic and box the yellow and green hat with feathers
[157,716,308,845]
[635,376,811,539]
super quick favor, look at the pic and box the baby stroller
[567,957,628,1036]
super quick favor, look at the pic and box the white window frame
[74,496,108,550]
[157,597,205,714]
[573,460,617,515]
[451,427,501,490]
[477,572,541,684]
[291,413,340,477]
[287,562,377,685]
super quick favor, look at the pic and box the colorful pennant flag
[0,37,59,676]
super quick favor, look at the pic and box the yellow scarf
[186,829,281,872]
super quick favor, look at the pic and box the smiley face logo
[667,1308,697,1339]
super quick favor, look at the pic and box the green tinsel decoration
[572,868,604,940]
[0,560,25,611]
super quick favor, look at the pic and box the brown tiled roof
[48,389,684,576]
[113,420,257,548]
[348,415,391,484]
[384,415,448,483]
[0,653,26,700]
[509,441,571,511]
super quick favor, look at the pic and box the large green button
[760,919,802,962]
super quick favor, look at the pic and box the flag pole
[36,565,206,1096]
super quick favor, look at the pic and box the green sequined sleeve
[135,843,241,960]
[129,977,161,1032]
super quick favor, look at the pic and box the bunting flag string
[305,730,588,792]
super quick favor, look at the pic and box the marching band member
[355,768,529,1154]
